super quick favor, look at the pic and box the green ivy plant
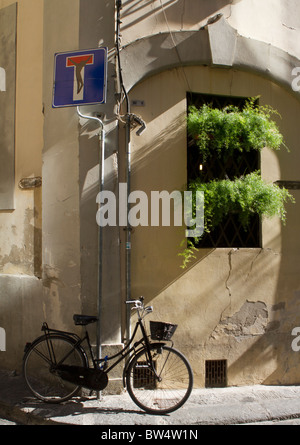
[188,171,294,238]
[179,99,294,268]
[187,99,287,161]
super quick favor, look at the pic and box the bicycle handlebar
[125,296,144,307]
[125,299,142,305]
[125,297,153,316]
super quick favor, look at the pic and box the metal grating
[205,360,227,388]
[193,213,260,248]
[133,361,156,389]
[187,92,261,248]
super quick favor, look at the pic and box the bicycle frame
[39,313,164,386]
[23,298,193,414]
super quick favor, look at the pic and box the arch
[119,15,300,100]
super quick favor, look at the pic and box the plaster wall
[42,0,82,333]
[128,66,300,386]
[42,0,121,346]
[120,0,300,59]
[0,0,44,369]
[0,0,300,388]
[0,0,122,372]
[77,0,122,346]
[115,1,300,386]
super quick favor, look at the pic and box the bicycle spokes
[126,345,193,414]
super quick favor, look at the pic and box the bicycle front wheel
[126,344,193,414]
[23,335,88,403]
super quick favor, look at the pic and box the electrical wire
[116,0,130,117]
[159,0,192,92]
[115,0,146,135]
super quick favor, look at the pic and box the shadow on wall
[127,62,300,386]
[78,116,118,319]
[120,0,242,31]
[223,92,300,385]
[226,196,300,386]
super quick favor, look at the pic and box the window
[187,93,261,248]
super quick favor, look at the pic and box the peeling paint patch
[0,206,42,277]
[0,244,33,275]
[211,301,269,340]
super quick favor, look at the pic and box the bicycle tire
[125,344,193,414]
[23,334,88,403]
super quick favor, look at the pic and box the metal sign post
[52,49,107,396]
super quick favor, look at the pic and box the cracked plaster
[211,300,269,340]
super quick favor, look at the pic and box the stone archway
[120,15,300,100]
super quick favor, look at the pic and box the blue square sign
[52,48,107,108]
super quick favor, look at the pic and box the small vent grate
[133,361,156,389]
[205,360,227,388]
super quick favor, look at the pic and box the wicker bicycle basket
[149,321,178,341]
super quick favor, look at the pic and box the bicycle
[23,297,193,414]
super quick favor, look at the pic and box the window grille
[187,92,261,248]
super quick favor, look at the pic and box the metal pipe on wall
[116,0,132,343]
[116,0,146,345]
[77,106,105,371]
[125,112,132,343]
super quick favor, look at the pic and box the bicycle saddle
[73,314,98,326]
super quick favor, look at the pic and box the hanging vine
[179,98,295,268]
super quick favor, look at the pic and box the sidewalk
[1,369,300,425]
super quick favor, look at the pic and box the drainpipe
[124,114,146,344]
[116,0,146,344]
[116,0,132,343]
[125,112,131,343]
[77,106,105,371]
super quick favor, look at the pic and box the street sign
[52,47,107,108]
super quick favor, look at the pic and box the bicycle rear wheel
[126,344,193,414]
[23,334,88,403]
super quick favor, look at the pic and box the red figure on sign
[67,54,94,94]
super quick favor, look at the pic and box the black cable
[116,0,130,114]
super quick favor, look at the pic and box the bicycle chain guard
[55,365,108,391]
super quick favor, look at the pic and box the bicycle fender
[23,334,46,358]
[122,342,166,387]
